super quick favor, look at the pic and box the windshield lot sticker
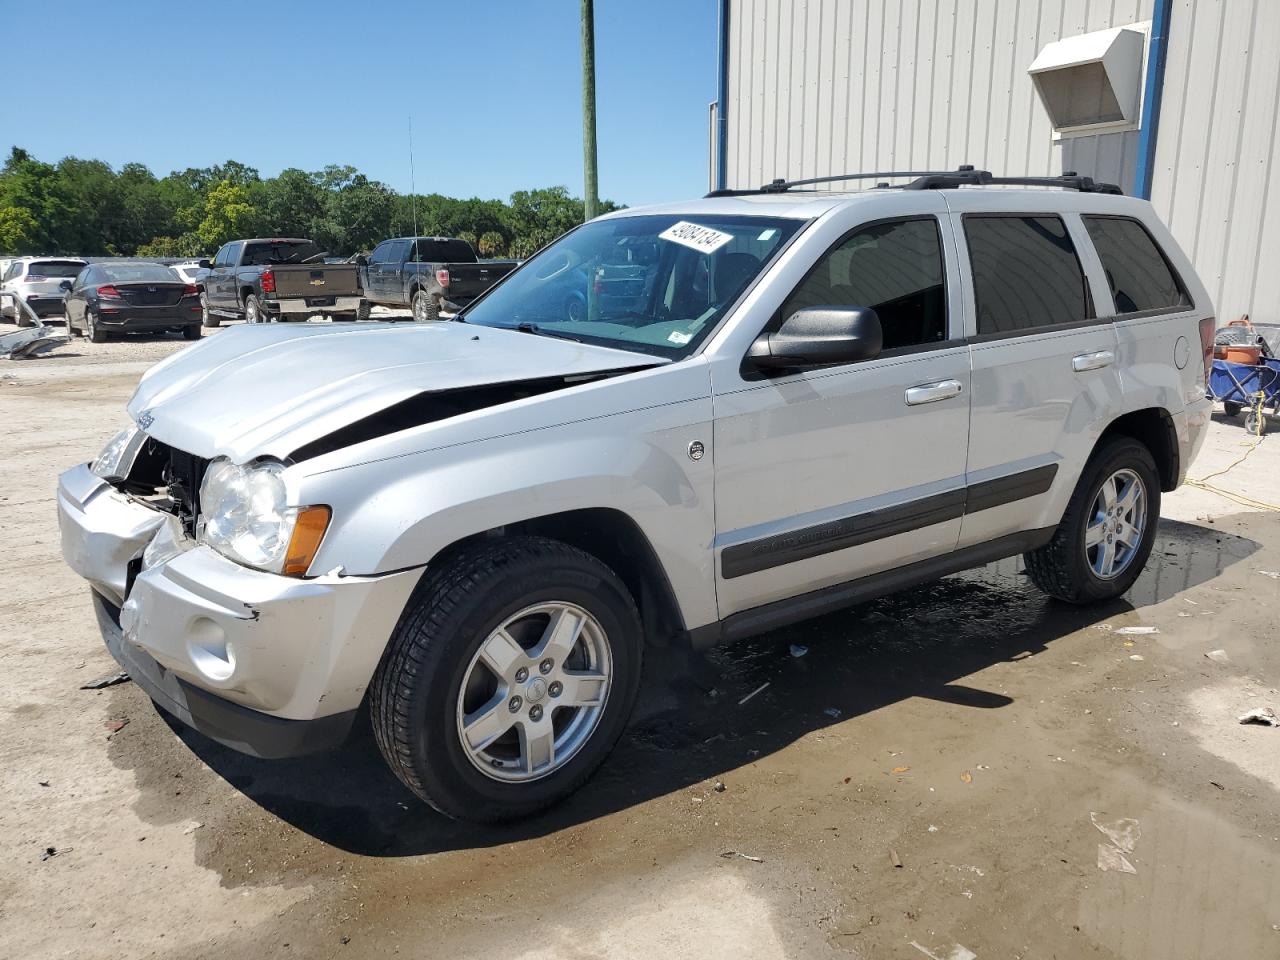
[660,221,735,255]
[667,330,693,345]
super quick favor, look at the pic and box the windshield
[101,263,181,283]
[243,241,323,265]
[27,261,86,279]
[461,214,804,357]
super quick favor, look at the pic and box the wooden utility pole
[581,0,599,220]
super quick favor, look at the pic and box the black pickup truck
[198,238,369,325]
[360,236,518,322]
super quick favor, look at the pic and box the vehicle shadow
[169,516,1258,855]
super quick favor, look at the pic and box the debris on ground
[789,643,809,658]
[1210,781,1225,790]
[40,846,67,862]
[737,682,769,706]
[1205,649,1231,663]
[0,324,70,360]
[892,765,911,774]
[1115,626,1160,635]
[104,718,129,737]
[80,670,130,690]
[960,770,973,783]
[720,850,764,863]
[182,822,204,835]
[910,942,977,960]
[1092,812,1140,874]
[889,848,903,868]
[713,780,726,793]
[1129,654,1145,661]
[1258,570,1280,580]
[1010,650,1034,660]
[1238,706,1280,727]
[823,707,842,719]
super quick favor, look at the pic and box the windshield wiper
[514,322,581,343]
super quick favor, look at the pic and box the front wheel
[1024,437,1160,603]
[200,292,220,327]
[370,537,643,822]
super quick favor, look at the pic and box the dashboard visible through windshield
[460,213,805,357]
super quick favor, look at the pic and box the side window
[223,242,242,267]
[964,215,1090,335]
[1082,216,1190,315]
[369,241,392,264]
[782,218,948,350]
[388,239,411,263]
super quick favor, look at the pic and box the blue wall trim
[1135,0,1173,199]
[715,0,730,191]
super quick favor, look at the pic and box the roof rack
[703,165,1123,197]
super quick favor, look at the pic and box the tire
[370,536,643,822]
[65,311,80,338]
[1244,410,1266,436]
[86,310,107,343]
[412,288,440,323]
[1222,401,1242,417]
[244,294,264,324]
[201,292,220,327]
[565,294,585,323]
[182,324,202,340]
[356,298,371,321]
[1024,436,1161,604]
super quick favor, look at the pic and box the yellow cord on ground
[1184,431,1280,511]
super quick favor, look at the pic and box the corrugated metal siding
[1152,0,1280,323]
[725,0,1153,193]
[725,0,1280,322]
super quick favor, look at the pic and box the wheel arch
[426,508,687,646]
[1097,407,1179,491]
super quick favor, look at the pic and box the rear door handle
[1072,350,1115,372]
[905,379,964,405]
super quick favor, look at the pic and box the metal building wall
[1152,0,1280,323]
[724,0,1154,193]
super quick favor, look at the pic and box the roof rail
[903,169,1124,194]
[703,165,1124,198]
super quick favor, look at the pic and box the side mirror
[748,306,883,369]
[197,259,212,270]
[59,279,73,292]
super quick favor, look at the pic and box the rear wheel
[370,536,643,822]
[200,292,220,327]
[244,294,265,324]
[182,324,202,340]
[1024,437,1160,603]
[412,288,440,323]
[86,310,107,344]
[1223,401,1243,417]
[356,298,371,321]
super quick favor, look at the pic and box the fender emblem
[688,440,705,461]
[137,410,155,430]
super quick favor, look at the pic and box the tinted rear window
[964,216,1090,335]
[414,239,475,263]
[243,241,321,265]
[1082,216,1190,314]
[28,261,85,278]
[101,264,181,283]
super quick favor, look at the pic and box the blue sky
[4,0,718,206]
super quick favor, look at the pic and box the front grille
[117,436,207,537]
[165,447,207,537]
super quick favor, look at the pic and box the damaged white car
[58,173,1212,821]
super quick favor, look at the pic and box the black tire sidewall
[383,545,642,819]
[1062,439,1161,601]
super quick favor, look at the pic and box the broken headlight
[198,459,297,572]
[198,459,331,576]
[91,426,145,481]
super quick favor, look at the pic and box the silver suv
[57,170,1214,821]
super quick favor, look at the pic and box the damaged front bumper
[56,463,422,758]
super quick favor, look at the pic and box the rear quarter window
[963,215,1090,335]
[1082,216,1190,314]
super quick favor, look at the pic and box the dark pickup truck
[360,236,518,322]
[198,238,369,325]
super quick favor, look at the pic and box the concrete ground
[2,318,1279,960]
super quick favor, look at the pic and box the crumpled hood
[128,322,663,461]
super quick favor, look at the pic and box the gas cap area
[1174,335,1190,370]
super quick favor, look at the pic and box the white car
[2,256,87,325]
[57,169,1213,822]
[169,261,205,286]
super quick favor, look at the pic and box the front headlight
[91,426,145,481]
[198,458,330,575]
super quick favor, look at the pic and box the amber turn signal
[283,506,331,577]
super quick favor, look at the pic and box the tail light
[436,268,450,288]
[261,270,276,294]
[1198,316,1216,381]
[27,275,46,283]
[182,284,198,298]
[98,285,123,300]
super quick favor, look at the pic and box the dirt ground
[3,318,1279,960]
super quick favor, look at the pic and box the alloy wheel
[455,602,613,782]
[1085,468,1147,579]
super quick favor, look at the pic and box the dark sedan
[63,262,203,342]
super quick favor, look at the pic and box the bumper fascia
[97,306,202,329]
[268,296,364,315]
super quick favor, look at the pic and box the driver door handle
[905,379,964,406]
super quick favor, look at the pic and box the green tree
[196,180,260,251]
[0,205,39,253]
[477,231,505,257]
